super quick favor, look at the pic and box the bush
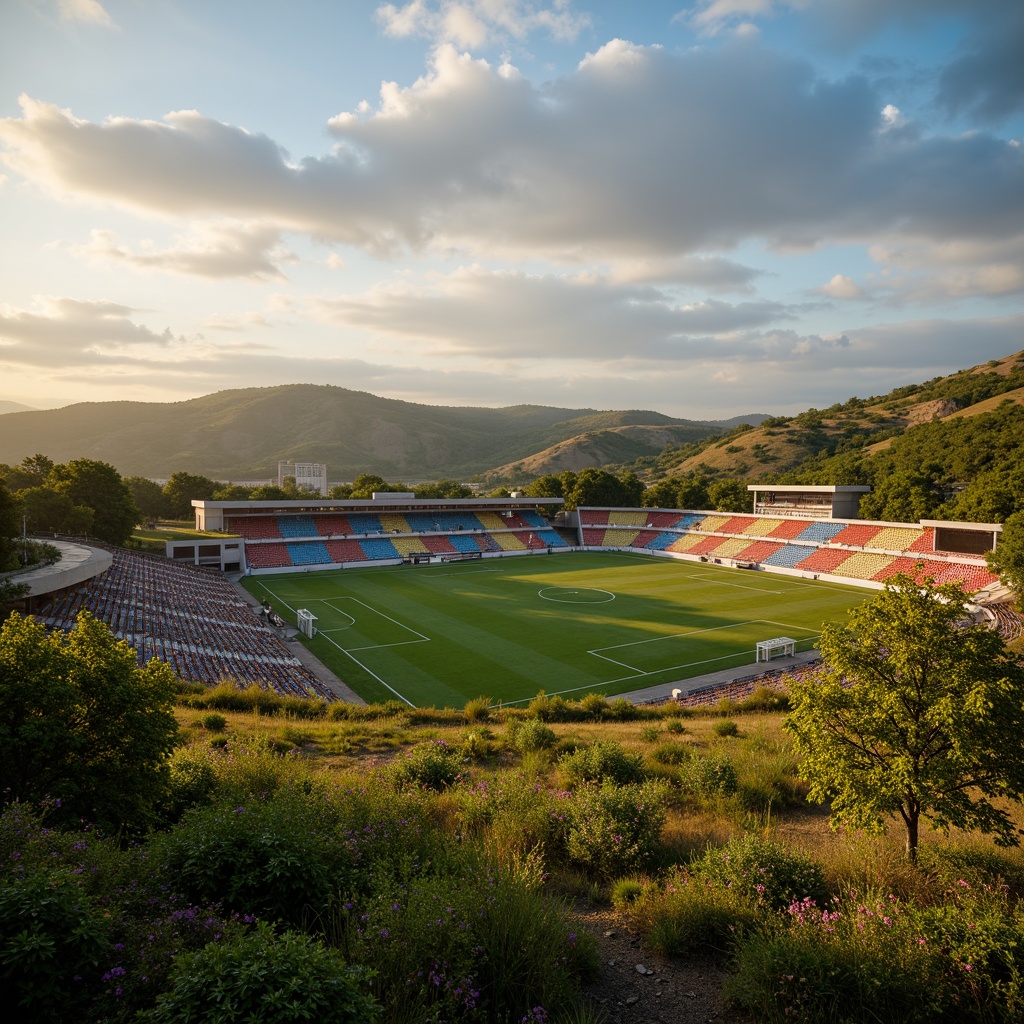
[507,718,557,753]
[202,712,227,732]
[580,692,610,720]
[390,740,466,791]
[665,718,687,735]
[146,921,381,1023]
[713,719,739,738]
[163,746,218,819]
[650,741,691,766]
[639,725,660,743]
[564,783,666,878]
[559,741,646,787]
[694,835,826,912]
[463,696,492,723]
[0,871,111,1022]
[610,878,644,910]
[678,754,737,796]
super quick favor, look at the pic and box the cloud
[308,266,794,359]
[55,0,112,27]
[70,223,296,280]
[0,296,182,367]
[376,0,590,48]
[681,0,799,36]
[816,273,865,299]
[607,254,763,292]
[1,40,1021,266]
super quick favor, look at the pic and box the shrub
[0,871,111,1022]
[146,921,381,1023]
[163,746,218,819]
[694,835,826,912]
[678,754,738,796]
[202,712,227,732]
[713,719,739,738]
[527,691,554,721]
[610,878,644,910]
[580,692,610,720]
[559,741,646,787]
[460,727,492,761]
[650,741,691,766]
[665,718,687,735]
[390,740,466,791]
[463,696,492,723]
[564,783,666,878]
[639,725,661,743]
[508,718,557,753]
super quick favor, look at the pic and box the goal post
[756,636,796,663]
[296,608,318,638]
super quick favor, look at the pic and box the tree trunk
[905,810,919,863]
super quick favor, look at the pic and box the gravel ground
[573,904,745,1024]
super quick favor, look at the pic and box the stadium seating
[831,551,895,580]
[325,539,369,562]
[579,509,610,526]
[928,562,998,591]
[537,529,568,547]
[873,556,933,584]
[313,513,353,536]
[422,535,458,554]
[34,548,333,699]
[696,515,732,532]
[245,543,292,568]
[868,527,926,552]
[733,540,784,562]
[609,510,647,527]
[449,534,484,554]
[493,532,528,551]
[762,544,815,568]
[767,519,813,539]
[827,523,883,548]
[475,511,508,530]
[739,517,790,537]
[644,531,681,551]
[392,536,432,556]
[644,511,686,528]
[359,537,400,560]
[228,516,282,540]
[603,527,640,547]
[379,512,411,533]
[795,521,846,543]
[668,534,707,553]
[582,528,605,546]
[286,541,331,566]
[794,547,854,573]
[718,516,759,534]
[908,529,936,554]
[346,513,384,535]
[278,515,318,539]
[689,535,732,556]
[711,537,756,558]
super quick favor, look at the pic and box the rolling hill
[0,385,741,481]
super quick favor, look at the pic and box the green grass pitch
[242,552,862,708]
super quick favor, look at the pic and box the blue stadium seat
[278,515,317,538]
[762,544,813,568]
[795,521,845,543]
[449,534,482,553]
[286,541,330,565]
[359,537,400,560]
[346,513,384,534]
[536,529,567,546]
[645,531,679,551]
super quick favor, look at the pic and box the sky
[0,0,1022,420]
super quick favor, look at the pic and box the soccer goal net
[296,608,318,638]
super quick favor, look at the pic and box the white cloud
[70,223,296,280]
[56,0,112,27]
[376,0,590,47]
[2,43,1020,264]
[817,273,864,299]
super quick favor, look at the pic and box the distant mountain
[0,385,728,481]
[0,400,35,415]
[710,413,772,429]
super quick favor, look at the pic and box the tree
[16,486,94,536]
[124,475,168,522]
[414,479,473,499]
[642,478,679,509]
[523,474,564,499]
[785,575,1024,861]
[0,480,19,570]
[162,472,221,519]
[707,478,749,513]
[564,468,626,511]
[0,611,179,833]
[988,510,1024,597]
[676,475,710,511]
[49,458,139,544]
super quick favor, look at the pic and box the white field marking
[588,620,759,671]
[538,586,615,604]
[249,583,419,706]
[419,569,506,579]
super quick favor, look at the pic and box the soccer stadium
[18,484,1015,709]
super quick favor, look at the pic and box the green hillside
[0,385,727,481]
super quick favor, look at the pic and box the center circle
[538,586,615,604]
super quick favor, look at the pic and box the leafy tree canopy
[786,575,1024,860]
[162,472,222,519]
[0,611,179,834]
[49,458,139,544]
[125,475,169,522]
[988,510,1024,598]
[16,486,94,536]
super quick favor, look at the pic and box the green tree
[49,458,139,544]
[988,510,1024,597]
[348,473,389,499]
[676,475,710,511]
[414,479,472,499]
[0,480,19,570]
[618,471,645,507]
[707,478,749,513]
[641,478,679,509]
[16,486,93,536]
[212,484,253,501]
[523,474,564,499]
[564,468,625,511]
[785,575,1024,861]
[124,476,168,523]
[0,611,179,833]
[162,472,221,519]
[247,485,290,501]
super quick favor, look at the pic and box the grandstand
[180,495,569,574]
[573,506,1004,597]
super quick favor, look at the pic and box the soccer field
[242,552,861,708]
